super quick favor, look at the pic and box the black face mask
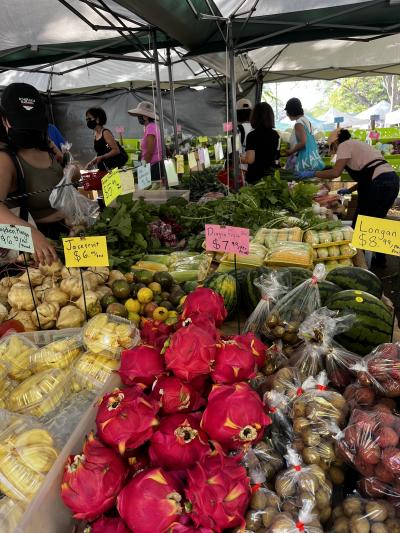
[87,119,97,130]
[138,116,145,125]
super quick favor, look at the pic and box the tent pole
[151,30,167,188]
[255,69,263,104]
[228,22,240,191]
[167,47,179,155]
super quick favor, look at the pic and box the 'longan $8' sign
[63,236,109,267]
[352,215,400,257]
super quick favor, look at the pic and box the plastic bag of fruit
[330,493,400,532]
[267,500,324,533]
[288,307,359,383]
[267,366,305,406]
[244,485,282,531]
[243,271,290,336]
[265,263,326,346]
[262,340,290,375]
[243,442,284,485]
[351,342,400,398]
[264,390,295,454]
[335,408,400,487]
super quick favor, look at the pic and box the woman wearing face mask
[0,83,62,265]
[128,101,163,181]
[297,128,400,266]
[85,107,127,170]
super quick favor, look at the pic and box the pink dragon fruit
[151,375,205,414]
[201,382,271,451]
[117,468,183,533]
[233,332,267,369]
[164,323,216,382]
[119,344,165,386]
[168,523,213,532]
[88,516,129,533]
[141,319,174,351]
[177,313,218,339]
[124,446,151,474]
[185,453,250,532]
[96,386,159,454]
[61,432,126,520]
[212,340,257,384]
[149,412,210,470]
[182,288,227,327]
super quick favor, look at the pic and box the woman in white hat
[128,101,163,181]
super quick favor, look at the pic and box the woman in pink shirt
[128,101,163,181]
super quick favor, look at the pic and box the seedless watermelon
[327,290,393,355]
[326,267,383,299]
[204,273,237,316]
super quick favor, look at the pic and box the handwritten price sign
[63,236,109,267]
[205,224,249,256]
[0,224,34,253]
[102,169,122,206]
[352,215,400,257]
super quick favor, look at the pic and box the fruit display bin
[15,374,121,533]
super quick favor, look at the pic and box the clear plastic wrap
[267,500,324,533]
[0,410,58,503]
[244,441,285,485]
[336,408,400,489]
[265,264,326,344]
[265,241,314,268]
[7,368,71,418]
[304,227,354,246]
[0,497,25,533]
[351,343,400,398]
[243,271,290,336]
[268,366,304,405]
[264,390,295,455]
[83,313,140,359]
[331,494,400,532]
[288,307,358,383]
[220,242,267,268]
[263,341,290,375]
[0,334,37,381]
[49,164,99,227]
[274,448,332,525]
[71,351,119,391]
[244,485,282,530]
[254,227,304,247]
[30,335,83,373]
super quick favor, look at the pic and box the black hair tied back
[338,129,351,144]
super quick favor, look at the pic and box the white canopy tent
[317,107,367,127]
[385,109,400,125]
[356,100,391,120]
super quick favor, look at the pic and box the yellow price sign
[352,215,400,256]
[119,168,135,194]
[175,154,184,174]
[102,169,122,206]
[198,136,208,143]
[63,236,109,267]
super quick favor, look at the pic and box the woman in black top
[85,107,122,171]
[240,102,280,184]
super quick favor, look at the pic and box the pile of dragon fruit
[61,288,271,532]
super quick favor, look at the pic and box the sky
[264,80,326,118]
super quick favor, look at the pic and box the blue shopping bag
[295,124,325,172]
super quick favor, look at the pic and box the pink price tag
[205,224,250,256]
[177,124,182,133]
[223,121,233,132]
[116,126,125,134]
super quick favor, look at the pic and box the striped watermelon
[327,290,393,355]
[204,273,237,316]
[245,267,273,312]
[318,281,342,306]
[285,267,313,288]
[326,267,383,299]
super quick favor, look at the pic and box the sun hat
[1,83,47,131]
[128,101,158,120]
[236,98,252,110]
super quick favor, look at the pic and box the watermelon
[284,267,313,288]
[245,267,273,312]
[318,281,342,306]
[326,267,383,299]
[204,272,237,316]
[327,290,393,355]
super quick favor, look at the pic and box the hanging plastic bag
[264,389,295,455]
[49,165,99,228]
[263,340,290,376]
[244,484,282,530]
[295,122,325,172]
[288,307,358,383]
[267,500,324,533]
[351,342,400,397]
[265,264,326,348]
[243,271,290,336]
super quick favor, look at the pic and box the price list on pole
[352,215,400,257]
[205,224,250,256]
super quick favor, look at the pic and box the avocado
[153,271,173,290]
[135,269,154,285]
[112,280,131,300]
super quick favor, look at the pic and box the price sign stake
[352,215,400,257]
[63,236,109,267]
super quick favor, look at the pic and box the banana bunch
[7,369,70,418]
[0,335,36,381]
[30,336,83,374]
[83,313,134,358]
[72,351,119,392]
[0,497,25,532]
[0,428,58,502]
